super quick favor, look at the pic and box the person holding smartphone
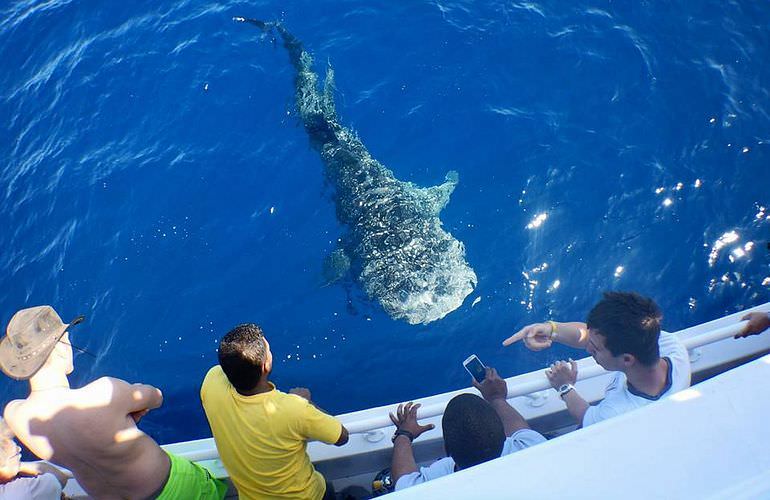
[503,291,691,427]
[387,366,545,491]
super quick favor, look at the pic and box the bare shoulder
[86,376,131,391]
[79,377,135,404]
[3,399,41,439]
[3,398,26,422]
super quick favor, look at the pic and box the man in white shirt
[388,367,546,490]
[504,291,690,427]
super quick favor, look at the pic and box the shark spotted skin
[236,18,477,325]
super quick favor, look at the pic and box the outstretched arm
[388,402,435,485]
[107,378,163,423]
[503,321,589,351]
[335,426,349,446]
[289,387,349,446]
[473,367,529,437]
[128,384,163,424]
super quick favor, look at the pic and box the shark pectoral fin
[321,247,351,286]
[444,170,459,185]
[422,170,459,214]
[322,61,337,119]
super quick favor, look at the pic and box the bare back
[4,377,170,499]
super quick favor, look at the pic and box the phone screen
[464,355,486,383]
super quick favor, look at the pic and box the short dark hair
[586,291,662,366]
[442,394,505,470]
[218,324,267,392]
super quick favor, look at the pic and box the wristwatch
[557,383,575,399]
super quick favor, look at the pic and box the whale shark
[236,17,477,325]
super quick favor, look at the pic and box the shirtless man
[0,306,225,499]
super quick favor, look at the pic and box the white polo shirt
[0,473,62,500]
[395,428,546,490]
[583,330,691,427]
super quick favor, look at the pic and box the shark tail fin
[233,16,275,32]
[235,17,306,76]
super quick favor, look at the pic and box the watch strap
[557,383,575,399]
[392,429,415,443]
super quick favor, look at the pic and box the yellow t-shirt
[200,366,342,500]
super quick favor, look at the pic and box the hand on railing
[734,312,770,339]
[502,322,555,351]
[545,360,578,388]
[388,402,435,441]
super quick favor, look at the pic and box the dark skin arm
[335,426,349,446]
[289,387,349,446]
[388,402,435,485]
[473,367,530,437]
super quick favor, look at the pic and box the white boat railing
[341,320,749,434]
[165,318,755,463]
[54,310,765,494]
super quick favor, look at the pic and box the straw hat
[0,306,83,380]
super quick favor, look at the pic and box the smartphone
[463,354,486,383]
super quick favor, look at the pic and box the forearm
[552,322,589,349]
[562,390,589,425]
[45,464,70,487]
[334,425,349,446]
[390,436,419,485]
[131,383,163,410]
[489,398,529,437]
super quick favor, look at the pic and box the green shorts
[156,451,227,500]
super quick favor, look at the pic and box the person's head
[0,420,21,484]
[442,394,505,470]
[0,306,80,382]
[37,330,74,377]
[586,291,662,371]
[218,323,272,392]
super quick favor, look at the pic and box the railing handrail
[50,315,758,481]
[165,319,754,464]
[341,320,748,434]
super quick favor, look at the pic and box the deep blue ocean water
[1,0,768,445]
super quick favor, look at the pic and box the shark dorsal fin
[322,62,337,120]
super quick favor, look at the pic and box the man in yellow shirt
[201,324,349,499]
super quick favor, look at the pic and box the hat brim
[0,324,69,380]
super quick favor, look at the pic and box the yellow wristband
[547,320,558,340]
